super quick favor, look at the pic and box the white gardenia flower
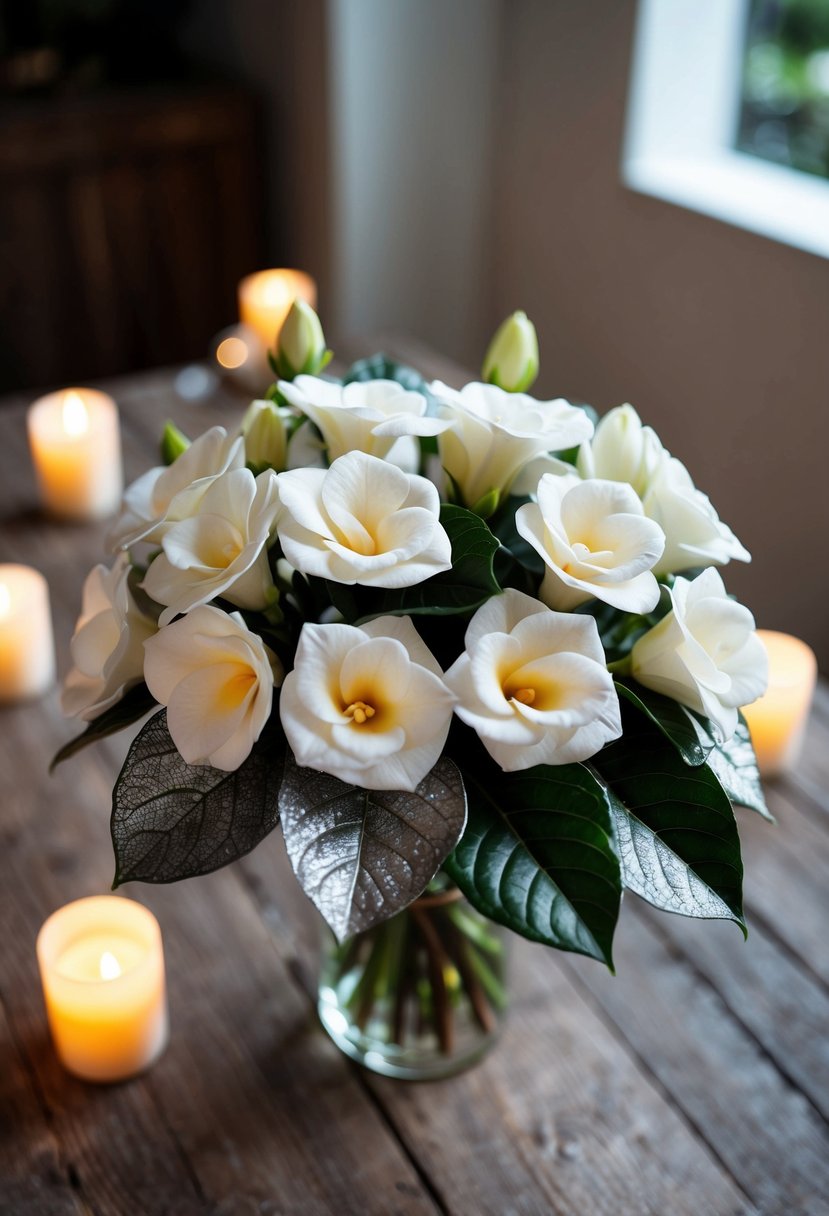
[108,426,244,551]
[429,380,593,512]
[643,457,751,576]
[280,616,455,791]
[515,473,665,613]
[277,375,448,465]
[144,606,281,771]
[630,568,768,742]
[446,589,621,770]
[276,450,452,587]
[143,467,280,625]
[578,404,750,575]
[62,553,157,721]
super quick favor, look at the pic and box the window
[623,0,829,259]
[738,0,829,180]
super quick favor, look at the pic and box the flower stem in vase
[318,880,509,1080]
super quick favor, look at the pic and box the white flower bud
[241,399,292,470]
[482,311,539,393]
[276,300,327,379]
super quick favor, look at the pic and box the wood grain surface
[1,347,827,1216]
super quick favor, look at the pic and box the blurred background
[1,0,828,666]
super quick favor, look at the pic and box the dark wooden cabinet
[0,84,263,391]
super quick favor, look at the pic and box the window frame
[623,0,829,260]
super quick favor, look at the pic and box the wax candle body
[742,630,817,777]
[0,565,55,702]
[37,896,169,1083]
[28,388,123,520]
[238,269,317,349]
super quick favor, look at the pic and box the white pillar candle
[37,896,169,1083]
[0,564,55,702]
[742,630,817,777]
[27,387,123,521]
[238,268,317,350]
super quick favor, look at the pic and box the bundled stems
[324,882,507,1058]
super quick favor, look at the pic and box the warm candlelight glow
[742,630,817,777]
[27,387,123,520]
[216,335,249,369]
[262,277,291,308]
[37,896,169,1082]
[0,564,55,702]
[238,268,317,348]
[100,951,122,981]
[62,390,89,437]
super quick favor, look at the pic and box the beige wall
[491,0,829,668]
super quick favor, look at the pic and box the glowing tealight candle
[0,564,55,702]
[742,630,817,777]
[37,896,169,1083]
[27,387,123,520]
[238,268,317,350]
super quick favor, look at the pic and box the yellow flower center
[218,669,257,711]
[511,687,536,706]
[344,699,376,725]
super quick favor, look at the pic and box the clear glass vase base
[318,985,500,1080]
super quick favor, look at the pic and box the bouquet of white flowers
[56,307,770,1074]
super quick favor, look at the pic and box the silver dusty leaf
[278,752,467,941]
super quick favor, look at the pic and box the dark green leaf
[444,757,621,967]
[51,683,158,772]
[490,496,546,578]
[591,705,745,928]
[343,353,429,394]
[574,598,660,663]
[111,711,284,885]
[366,504,501,619]
[707,715,772,821]
[616,681,716,766]
[279,752,467,941]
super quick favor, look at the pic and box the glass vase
[317,878,508,1080]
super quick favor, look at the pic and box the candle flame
[62,391,89,437]
[216,336,248,369]
[0,583,9,620]
[99,950,121,981]
[261,277,291,307]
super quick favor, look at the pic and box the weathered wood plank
[562,910,829,1216]
[740,786,829,988]
[636,893,829,1121]
[0,996,85,1216]
[781,697,829,828]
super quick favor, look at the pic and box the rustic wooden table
[2,347,828,1216]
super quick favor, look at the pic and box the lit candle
[27,387,123,520]
[37,896,169,1083]
[0,564,55,702]
[742,630,817,777]
[238,268,317,350]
